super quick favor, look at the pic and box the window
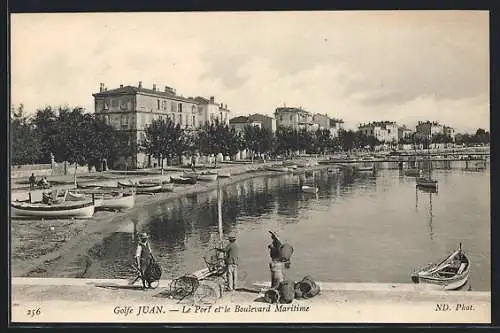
[157,99,160,110]
[111,99,119,107]
[192,115,196,127]
[171,102,176,113]
[179,114,182,125]
[290,115,293,121]
[178,103,183,112]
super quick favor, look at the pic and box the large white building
[358,121,399,143]
[93,81,231,168]
[275,107,316,131]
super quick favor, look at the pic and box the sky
[11,11,489,133]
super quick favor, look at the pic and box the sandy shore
[11,161,327,278]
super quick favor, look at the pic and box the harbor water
[83,162,490,291]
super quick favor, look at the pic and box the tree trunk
[73,163,78,189]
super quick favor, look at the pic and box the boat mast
[217,177,223,244]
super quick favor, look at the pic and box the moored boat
[161,182,175,192]
[404,169,423,177]
[117,180,161,193]
[182,171,199,179]
[301,185,318,194]
[198,172,218,182]
[170,176,197,185]
[411,244,470,290]
[11,200,95,218]
[416,177,438,189]
[66,191,104,207]
[266,166,289,172]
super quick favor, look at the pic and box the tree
[315,128,333,155]
[339,130,357,153]
[10,104,42,165]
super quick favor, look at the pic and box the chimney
[138,81,142,89]
[210,96,215,104]
[120,84,123,88]
[153,84,157,92]
[99,83,104,92]
[165,86,169,92]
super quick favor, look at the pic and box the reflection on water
[85,165,490,291]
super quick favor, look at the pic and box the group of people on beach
[132,229,293,292]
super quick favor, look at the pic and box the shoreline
[11,162,328,278]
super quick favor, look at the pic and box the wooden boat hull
[182,172,199,179]
[411,246,470,290]
[416,178,438,188]
[266,167,289,172]
[66,192,104,208]
[11,201,95,218]
[217,172,231,178]
[170,176,197,185]
[100,193,135,210]
[356,166,374,172]
[301,186,318,194]
[135,185,162,193]
[198,173,218,182]
[404,169,422,177]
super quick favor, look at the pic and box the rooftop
[93,85,197,103]
[275,107,311,115]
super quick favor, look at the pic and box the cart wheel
[148,280,160,289]
[193,284,218,306]
[170,276,198,299]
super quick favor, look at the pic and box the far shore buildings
[358,121,399,143]
[93,81,231,168]
[398,125,413,140]
[274,106,343,135]
[415,121,455,141]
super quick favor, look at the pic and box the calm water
[84,163,490,291]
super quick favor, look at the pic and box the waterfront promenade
[11,277,490,323]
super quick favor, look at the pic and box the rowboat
[416,177,438,189]
[356,166,374,172]
[405,169,423,177]
[138,179,163,185]
[11,200,95,218]
[198,172,218,182]
[170,176,197,185]
[66,191,104,208]
[411,244,470,290]
[301,185,318,194]
[117,181,161,193]
[217,171,231,178]
[182,171,199,179]
[100,192,135,210]
[266,166,289,172]
[76,183,101,190]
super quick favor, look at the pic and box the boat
[99,192,135,210]
[266,166,289,172]
[66,191,104,208]
[301,185,318,194]
[411,244,470,290]
[182,171,199,179]
[416,177,438,189]
[217,171,231,178]
[170,176,197,185]
[117,180,161,193]
[356,165,374,172]
[11,200,95,218]
[405,168,423,177]
[198,172,218,182]
[138,179,163,185]
[76,183,101,190]
[327,167,339,173]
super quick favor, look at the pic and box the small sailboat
[411,243,470,290]
[117,180,162,193]
[11,199,95,218]
[301,185,318,194]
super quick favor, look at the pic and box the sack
[264,288,280,304]
[144,259,162,283]
[279,244,294,262]
[298,275,320,299]
[278,280,295,304]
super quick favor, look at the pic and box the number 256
[27,308,41,317]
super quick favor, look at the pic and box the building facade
[93,82,230,168]
[329,118,344,138]
[312,113,331,129]
[228,116,262,134]
[398,126,413,141]
[248,113,277,133]
[415,121,443,140]
[194,96,231,126]
[358,121,398,143]
[275,107,315,131]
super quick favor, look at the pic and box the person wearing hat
[135,232,154,289]
[216,235,239,291]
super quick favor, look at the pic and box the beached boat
[301,185,318,194]
[11,200,95,218]
[66,191,104,208]
[411,244,470,290]
[100,192,135,210]
[117,180,161,193]
[182,171,199,179]
[198,172,218,182]
[170,176,197,185]
[217,171,231,178]
[327,167,339,173]
[76,183,101,190]
[138,179,163,185]
[266,166,289,172]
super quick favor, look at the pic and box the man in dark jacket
[217,235,239,291]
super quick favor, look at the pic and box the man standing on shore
[29,173,36,190]
[217,235,239,291]
[134,232,154,289]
